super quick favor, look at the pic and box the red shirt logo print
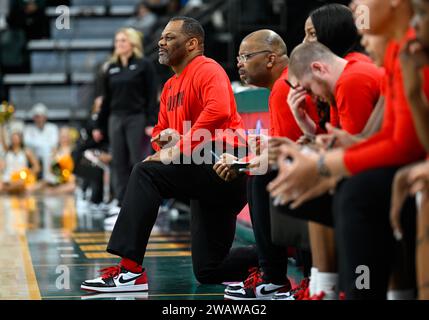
[167,91,185,111]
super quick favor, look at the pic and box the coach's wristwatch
[317,154,331,177]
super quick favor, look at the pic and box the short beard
[160,44,187,67]
[158,56,169,66]
[315,77,334,105]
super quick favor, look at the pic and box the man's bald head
[242,29,288,56]
[237,30,289,89]
[289,41,336,80]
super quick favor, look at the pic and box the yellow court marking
[79,244,108,251]
[19,234,41,300]
[80,243,190,252]
[75,238,109,244]
[85,251,191,259]
[71,232,190,238]
[0,196,41,299]
[75,236,190,244]
[71,232,111,238]
[136,242,191,250]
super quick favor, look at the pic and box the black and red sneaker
[81,265,148,293]
[224,269,291,300]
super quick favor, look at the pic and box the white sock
[387,289,415,300]
[317,272,338,300]
[309,267,318,296]
[416,192,422,209]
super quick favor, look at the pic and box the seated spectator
[145,0,178,16]
[7,0,50,40]
[44,126,76,195]
[125,1,158,37]
[0,15,30,73]
[0,124,40,194]
[72,96,112,209]
[24,103,59,181]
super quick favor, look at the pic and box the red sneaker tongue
[100,266,121,279]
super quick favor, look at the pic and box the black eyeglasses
[284,79,297,89]
[237,50,272,63]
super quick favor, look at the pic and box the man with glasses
[216,29,320,300]
[236,30,320,141]
[237,50,272,64]
[81,16,258,293]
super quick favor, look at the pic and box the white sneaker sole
[81,292,149,300]
[224,294,273,300]
[272,296,295,300]
[224,287,244,294]
[81,283,148,293]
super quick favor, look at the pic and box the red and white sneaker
[224,269,291,300]
[81,265,148,293]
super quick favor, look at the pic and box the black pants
[108,113,146,206]
[273,167,416,299]
[247,172,288,283]
[107,160,258,284]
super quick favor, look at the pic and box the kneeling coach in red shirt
[81,16,258,293]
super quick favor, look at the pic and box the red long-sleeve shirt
[152,55,245,155]
[269,67,320,140]
[329,52,382,133]
[333,60,383,134]
[344,28,428,174]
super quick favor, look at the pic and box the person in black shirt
[92,28,158,222]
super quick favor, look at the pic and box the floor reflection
[0,192,293,300]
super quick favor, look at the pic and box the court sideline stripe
[19,234,41,300]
